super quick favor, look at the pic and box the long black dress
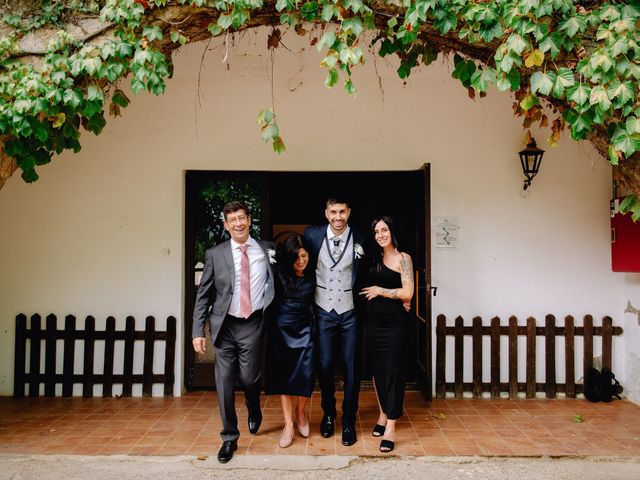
[367,264,409,419]
[265,270,315,397]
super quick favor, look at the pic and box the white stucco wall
[0,27,638,399]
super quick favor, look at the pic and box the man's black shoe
[217,440,237,463]
[248,410,262,435]
[320,414,335,438]
[341,424,357,446]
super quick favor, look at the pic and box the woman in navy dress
[360,216,414,453]
[265,234,315,448]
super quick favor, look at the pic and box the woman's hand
[360,286,397,300]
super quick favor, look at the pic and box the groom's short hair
[325,197,350,208]
[222,200,249,220]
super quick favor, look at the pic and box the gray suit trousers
[214,313,263,442]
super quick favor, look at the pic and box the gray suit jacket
[192,238,276,345]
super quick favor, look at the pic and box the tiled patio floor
[1,392,639,457]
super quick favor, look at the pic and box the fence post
[602,316,613,370]
[490,317,500,398]
[545,314,556,399]
[82,316,96,398]
[29,314,42,397]
[583,315,594,375]
[123,316,135,397]
[472,317,482,398]
[44,314,57,397]
[62,315,76,397]
[454,316,464,399]
[435,315,446,399]
[526,317,536,398]
[143,316,155,397]
[564,315,575,398]
[164,316,176,397]
[508,316,518,398]
[14,314,27,398]
[103,316,116,398]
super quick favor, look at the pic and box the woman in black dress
[265,234,315,448]
[360,216,414,453]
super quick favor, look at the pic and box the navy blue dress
[265,270,315,397]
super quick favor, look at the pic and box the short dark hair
[326,197,350,208]
[222,200,249,220]
[277,234,310,288]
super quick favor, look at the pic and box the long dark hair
[369,216,399,275]
[277,234,310,288]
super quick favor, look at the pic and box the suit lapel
[223,241,235,279]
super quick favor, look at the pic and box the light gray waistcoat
[315,234,354,314]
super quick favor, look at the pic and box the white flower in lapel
[354,243,364,259]
[267,249,277,264]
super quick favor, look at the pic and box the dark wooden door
[414,164,433,401]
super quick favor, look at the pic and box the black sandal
[372,424,386,437]
[379,439,395,452]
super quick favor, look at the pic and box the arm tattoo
[400,254,414,286]
[380,288,398,298]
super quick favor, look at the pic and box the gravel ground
[1,454,640,480]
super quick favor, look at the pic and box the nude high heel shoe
[279,425,294,448]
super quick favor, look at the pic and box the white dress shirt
[326,225,351,256]
[228,237,268,317]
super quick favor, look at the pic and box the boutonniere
[267,249,277,264]
[354,243,364,259]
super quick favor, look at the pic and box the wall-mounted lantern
[518,137,545,190]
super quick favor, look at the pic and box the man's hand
[192,337,207,353]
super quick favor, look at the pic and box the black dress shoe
[248,410,262,435]
[341,424,357,446]
[320,414,335,438]
[217,440,237,463]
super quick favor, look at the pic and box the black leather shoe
[320,414,335,438]
[341,424,357,446]
[248,409,262,435]
[217,440,237,463]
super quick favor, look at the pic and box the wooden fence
[435,314,623,399]
[14,314,176,398]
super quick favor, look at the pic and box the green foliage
[2,0,640,218]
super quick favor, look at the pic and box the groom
[192,200,275,463]
[304,197,364,446]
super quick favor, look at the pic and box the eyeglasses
[226,215,248,225]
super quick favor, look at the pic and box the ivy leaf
[275,0,291,11]
[317,31,336,51]
[321,4,335,22]
[626,116,640,134]
[551,67,575,97]
[142,26,163,42]
[300,2,319,22]
[524,49,544,68]
[345,78,356,96]
[613,131,640,157]
[559,16,586,38]
[52,113,66,128]
[272,136,286,153]
[608,144,620,165]
[590,51,614,73]
[112,89,130,108]
[87,85,104,101]
[343,17,363,37]
[520,93,539,111]
[218,13,233,30]
[470,67,496,93]
[506,33,529,55]
[530,71,554,96]
[538,32,562,59]
[567,84,591,106]
[325,68,338,87]
[589,85,611,110]
[608,80,635,107]
[63,89,82,109]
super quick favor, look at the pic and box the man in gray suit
[192,200,275,463]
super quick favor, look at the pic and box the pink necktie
[238,244,252,318]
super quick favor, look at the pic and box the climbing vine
[1,0,640,218]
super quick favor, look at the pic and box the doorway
[184,167,432,400]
